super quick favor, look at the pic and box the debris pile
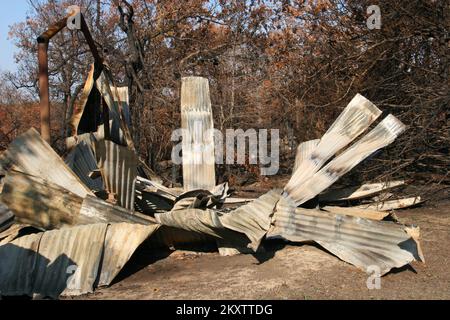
[0,74,424,299]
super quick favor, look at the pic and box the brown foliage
[2,0,448,189]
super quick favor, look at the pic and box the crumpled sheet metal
[171,182,230,211]
[94,139,137,211]
[95,72,134,149]
[268,197,424,275]
[0,222,158,298]
[0,224,106,298]
[156,190,281,251]
[0,170,152,230]
[65,140,104,192]
[0,128,92,198]
[97,223,159,287]
[220,189,281,250]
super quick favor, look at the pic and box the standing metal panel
[180,77,216,191]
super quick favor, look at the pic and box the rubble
[0,72,426,298]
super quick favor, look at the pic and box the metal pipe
[38,41,50,143]
[37,7,103,144]
[80,15,103,65]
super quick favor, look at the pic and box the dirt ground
[73,196,450,300]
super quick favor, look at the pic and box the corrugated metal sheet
[97,223,159,286]
[220,189,281,250]
[79,195,153,225]
[94,140,137,211]
[0,222,160,298]
[33,223,107,297]
[109,86,131,144]
[65,141,104,192]
[285,94,382,198]
[156,190,281,251]
[319,180,405,202]
[96,72,134,149]
[268,197,424,275]
[286,114,406,206]
[293,139,319,173]
[0,128,92,198]
[180,77,216,191]
[0,232,42,296]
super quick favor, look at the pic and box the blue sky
[0,1,30,72]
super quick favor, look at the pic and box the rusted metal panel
[268,197,424,275]
[79,195,152,226]
[65,141,104,192]
[286,114,406,206]
[285,94,382,198]
[37,7,103,143]
[180,77,216,191]
[94,140,137,211]
[0,128,92,198]
[97,223,159,287]
[319,180,405,202]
